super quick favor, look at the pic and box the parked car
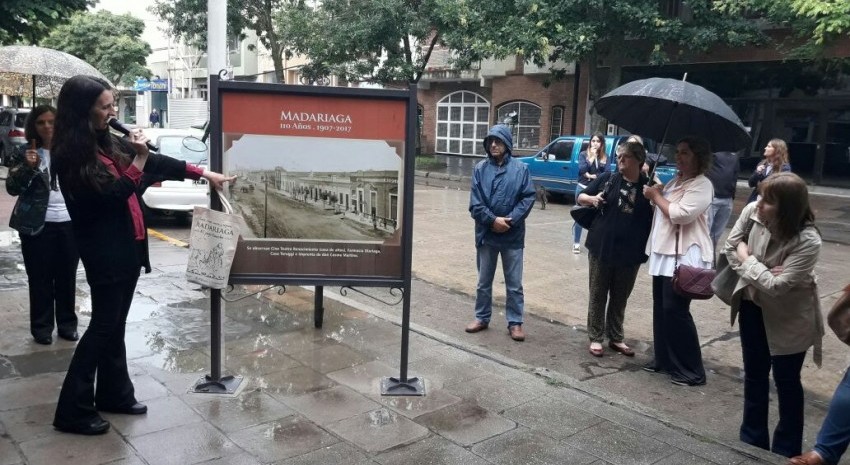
[516,134,677,199]
[139,128,209,221]
[0,108,30,167]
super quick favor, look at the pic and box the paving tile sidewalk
[0,237,788,465]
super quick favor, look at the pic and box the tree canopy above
[41,11,152,86]
[0,0,92,45]
[714,0,850,58]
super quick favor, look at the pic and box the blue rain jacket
[469,124,536,249]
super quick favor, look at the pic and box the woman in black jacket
[50,75,234,435]
[6,105,80,345]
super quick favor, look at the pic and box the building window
[550,106,564,141]
[497,102,542,149]
[436,91,490,156]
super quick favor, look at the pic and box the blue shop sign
[133,78,169,92]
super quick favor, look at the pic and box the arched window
[436,91,490,156]
[497,102,542,149]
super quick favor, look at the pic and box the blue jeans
[707,197,733,250]
[474,244,524,327]
[573,183,585,245]
[738,300,807,458]
[813,368,850,464]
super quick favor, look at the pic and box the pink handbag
[671,225,715,300]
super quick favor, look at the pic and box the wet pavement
[0,163,845,465]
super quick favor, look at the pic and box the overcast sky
[92,0,168,50]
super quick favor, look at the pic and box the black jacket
[706,151,739,199]
[60,153,189,285]
[583,171,654,266]
[5,146,51,235]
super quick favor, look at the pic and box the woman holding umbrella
[50,75,235,435]
[578,141,653,357]
[642,136,714,386]
[747,138,791,203]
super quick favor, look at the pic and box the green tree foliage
[0,0,92,45]
[150,0,302,83]
[714,0,850,56]
[453,1,764,112]
[42,11,151,86]
[280,0,495,85]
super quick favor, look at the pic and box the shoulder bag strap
[675,224,680,269]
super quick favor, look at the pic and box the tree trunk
[588,34,627,134]
[256,0,285,83]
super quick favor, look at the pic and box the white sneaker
[573,244,581,254]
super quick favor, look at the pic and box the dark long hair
[586,131,607,165]
[24,105,56,149]
[50,75,130,192]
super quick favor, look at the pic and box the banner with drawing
[217,84,413,283]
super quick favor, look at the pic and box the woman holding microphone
[50,75,235,435]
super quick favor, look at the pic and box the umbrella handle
[649,101,680,184]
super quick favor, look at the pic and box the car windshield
[14,113,29,127]
[157,136,208,164]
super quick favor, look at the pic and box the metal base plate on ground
[380,376,425,396]
[191,374,244,394]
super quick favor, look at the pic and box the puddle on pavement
[367,408,399,427]
[7,349,75,377]
[264,418,319,441]
[137,347,210,373]
[0,230,26,276]
[0,230,20,247]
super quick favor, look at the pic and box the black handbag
[671,225,715,300]
[569,174,616,230]
[570,204,598,229]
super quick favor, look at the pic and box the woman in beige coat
[722,172,823,458]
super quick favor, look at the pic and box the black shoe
[671,378,706,387]
[642,362,660,373]
[54,417,110,435]
[58,330,79,341]
[34,335,53,345]
[98,402,147,415]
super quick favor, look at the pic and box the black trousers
[20,221,79,339]
[54,272,139,424]
[738,299,807,458]
[651,275,706,385]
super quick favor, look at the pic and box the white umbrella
[0,45,113,100]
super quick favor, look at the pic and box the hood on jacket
[483,124,513,158]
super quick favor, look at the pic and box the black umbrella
[594,77,750,152]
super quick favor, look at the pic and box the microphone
[108,118,158,152]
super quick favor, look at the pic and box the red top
[98,154,204,240]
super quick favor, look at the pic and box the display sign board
[133,78,169,92]
[214,81,415,287]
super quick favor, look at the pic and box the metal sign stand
[192,0,243,395]
[381,84,424,396]
[192,287,243,394]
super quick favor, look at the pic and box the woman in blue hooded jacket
[466,124,536,341]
